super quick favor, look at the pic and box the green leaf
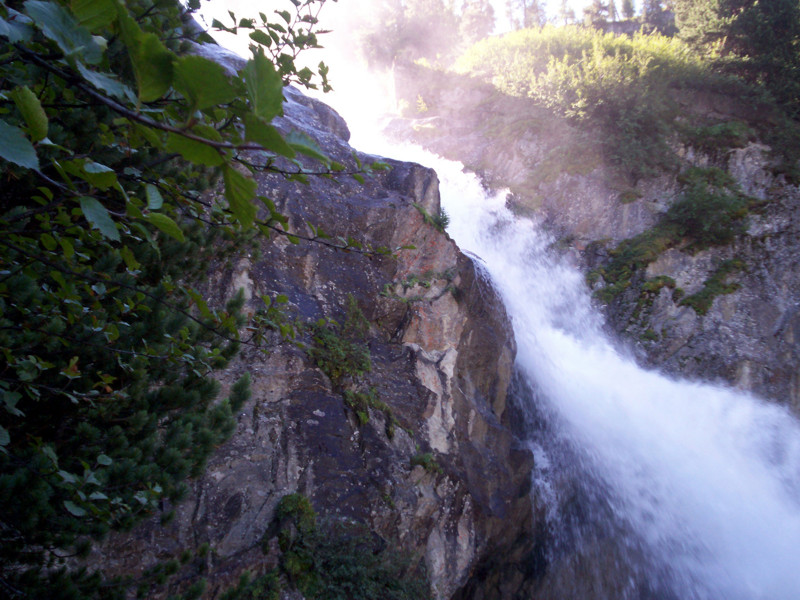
[0,119,39,170]
[79,196,119,241]
[3,391,24,417]
[63,500,87,517]
[134,123,164,149]
[243,49,284,121]
[146,212,185,242]
[0,425,9,448]
[145,183,163,210]
[285,130,329,163]
[0,12,34,43]
[58,470,77,483]
[249,29,272,47]
[96,454,112,466]
[41,445,58,465]
[70,0,115,31]
[24,0,102,64]
[76,62,135,102]
[187,288,212,319]
[120,245,140,270]
[244,114,295,157]
[117,9,173,102]
[223,165,257,228]
[82,161,116,190]
[165,133,224,166]
[10,86,47,142]
[40,233,57,250]
[173,55,238,111]
[59,237,74,259]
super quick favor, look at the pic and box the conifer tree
[461,0,496,44]
[506,0,547,29]
[609,0,619,21]
[622,0,636,19]
[559,0,577,24]
[584,0,610,25]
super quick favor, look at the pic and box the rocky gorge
[89,62,536,598]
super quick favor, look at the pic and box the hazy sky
[197,0,644,40]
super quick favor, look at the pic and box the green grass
[679,259,745,315]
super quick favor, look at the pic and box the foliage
[410,452,442,474]
[590,224,679,302]
[455,25,734,179]
[618,0,634,19]
[674,0,800,118]
[218,571,281,600]
[357,0,460,68]
[0,0,366,596]
[666,167,750,247]
[592,167,753,303]
[413,202,450,232]
[583,0,610,26]
[460,0,496,45]
[678,258,744,315]
[343,387,398,438]
[682,119,755,155]
[307,297,372,386]
[357,0,496,68]
[506,0,546,29]
[269,493,430,600]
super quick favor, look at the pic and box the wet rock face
[93,71,533,598]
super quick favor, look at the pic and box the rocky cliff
[390,62,800,415]
[90,67,534,598]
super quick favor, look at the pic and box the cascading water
[341,121,800,599]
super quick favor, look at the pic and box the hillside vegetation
[453,25,786,181]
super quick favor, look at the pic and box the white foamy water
[343,125,800,599]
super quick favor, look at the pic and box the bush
[269,494,429,600]
[307,297,372,386]
[683,120,756,155]
[308,323,371,385]
[667,167,749,247]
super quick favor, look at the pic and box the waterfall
[344,125,800,599]
[434,159,800,600]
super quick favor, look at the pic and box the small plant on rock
[410,452,443,475]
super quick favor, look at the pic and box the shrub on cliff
[667,167,750,247]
